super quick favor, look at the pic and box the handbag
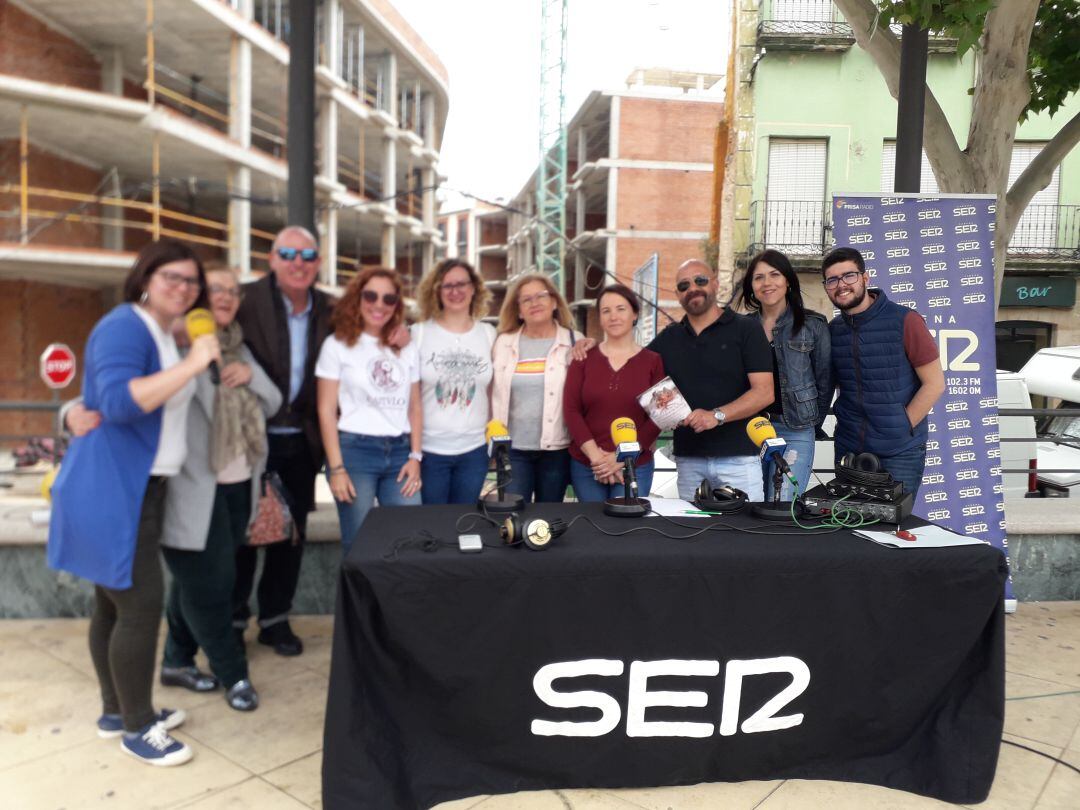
[248,470,297,546]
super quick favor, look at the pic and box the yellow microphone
[746,416,794,479]
[184,308,220,385]
[610,417,641,462]
[486,419,511,458]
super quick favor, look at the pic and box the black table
[322,503,1006,810]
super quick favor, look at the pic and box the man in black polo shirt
[648,260,774,500]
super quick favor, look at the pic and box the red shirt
[563,347,666,467]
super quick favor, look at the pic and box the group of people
[44,220,944,767]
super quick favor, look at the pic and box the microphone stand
[477,446,524,514]
[604,457,649,517]
[751,457,801,521]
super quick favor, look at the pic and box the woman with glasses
[49,239,220,766]
[739,249,832,499]
[492,273,583,503]
[412,259,496,504]
[563,284,666,502]
[316,268,422,555]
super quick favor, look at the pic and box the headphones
[499,514,569,550]
[693,480,749,514]
[837,452,894,486]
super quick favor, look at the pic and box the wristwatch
[713,409,726,426]
[408,451,423,462]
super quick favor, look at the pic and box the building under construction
[0,0,448,437]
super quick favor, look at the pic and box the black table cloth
[322,503,1006,809]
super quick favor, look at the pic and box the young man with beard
[822,247,945,498]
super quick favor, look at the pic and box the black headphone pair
[499,514,569,550]
[837,452,894,486]
[693,479,749,514]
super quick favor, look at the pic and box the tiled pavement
[1,603,1078,809]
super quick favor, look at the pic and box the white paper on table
[854,525,987,549]
[645,497,701,517]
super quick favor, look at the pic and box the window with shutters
[764,138,828,254]
[1009,143,1060,252]
[880,142,941,194]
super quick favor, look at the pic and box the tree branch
[1004,108,1080,240]
[832,0,971,189]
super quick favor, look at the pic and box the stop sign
[40,343,77,389]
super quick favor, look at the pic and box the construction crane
[536,0,568,294]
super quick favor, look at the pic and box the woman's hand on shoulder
[570,337,596,362]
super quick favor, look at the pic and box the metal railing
[1009,204,1080,260]
[748,199,833,257]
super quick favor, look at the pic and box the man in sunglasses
[823,247,945,497]
[647,259,774,501]
[233,225,334,656]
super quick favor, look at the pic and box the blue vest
[829,290,926,457]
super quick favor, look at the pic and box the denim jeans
[675,455,764,502]
[421,445,490,505]
[760,425,816,501]
[570,458,655,503]
[336,433,421,557]
[507,448,570,503]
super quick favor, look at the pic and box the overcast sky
[390,0,731,205]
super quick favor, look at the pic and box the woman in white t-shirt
[316,268,422,555]
[412,259,496,504]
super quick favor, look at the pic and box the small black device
[693,480,749,514]
[801,485,914,524]
[499,514,569,550]
[827,478,904,502]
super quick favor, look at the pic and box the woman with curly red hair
[316,268,422,555]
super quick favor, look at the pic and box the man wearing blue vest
[823,247,945,497]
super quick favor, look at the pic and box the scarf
[210,320,267,473]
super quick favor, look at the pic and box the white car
[1020,346,1080,497]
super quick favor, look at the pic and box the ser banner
[831,193,1009,593]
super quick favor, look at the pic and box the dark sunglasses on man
[276,247,319,262]
[675,275,711,293]
[361,290,400,306]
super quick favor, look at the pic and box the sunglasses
[276,247,319,262]
[361,290,400,306]
[675,275,711,293]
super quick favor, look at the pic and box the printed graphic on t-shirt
[366,355,408,407]
[425,348,489,409]
[514,357,546,375]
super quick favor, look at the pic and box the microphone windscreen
[610,417,638,446]
[486,419,510,444]
[746,416,778,448]
[185,308,216,340]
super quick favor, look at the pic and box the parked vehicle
[1020,346,1080,497]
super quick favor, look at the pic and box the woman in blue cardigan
[48,240,220,767]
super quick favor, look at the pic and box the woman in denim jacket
[740,250,831,499]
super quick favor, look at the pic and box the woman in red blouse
[563,284,666,501]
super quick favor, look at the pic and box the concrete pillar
[382,134,396,203]
[103,169,124,251]
[320,97,338,183]
[422,93,436,149]
[422,239,434,277]
[577,125,587,166]
[384,51,398,121]
[322,0,341,75]
[228,165,252,276]
[321,207,338,286]
[381,221,396,268]
[101,48,124,96]
[421,166,435,228]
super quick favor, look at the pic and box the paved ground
[0,603,1077,809]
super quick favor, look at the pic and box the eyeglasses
[208,284,244,300]
[276,247,319,262]
[675,275,711,293]
[519,291,552,307]
[440,281,473,292]
[361,290,400,306]
[156,270,201,290]
[822,271,864,290]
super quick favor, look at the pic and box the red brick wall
[0,280,106,441]
[478,218,507,247]
[616,169,712,233]
[479,253,507,282]
[0,1,101,90]
[617,97,721,164]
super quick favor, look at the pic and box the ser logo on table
[531,656,809,738]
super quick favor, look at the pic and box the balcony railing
[748,200,832,257]
[1009,205,1080,261]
